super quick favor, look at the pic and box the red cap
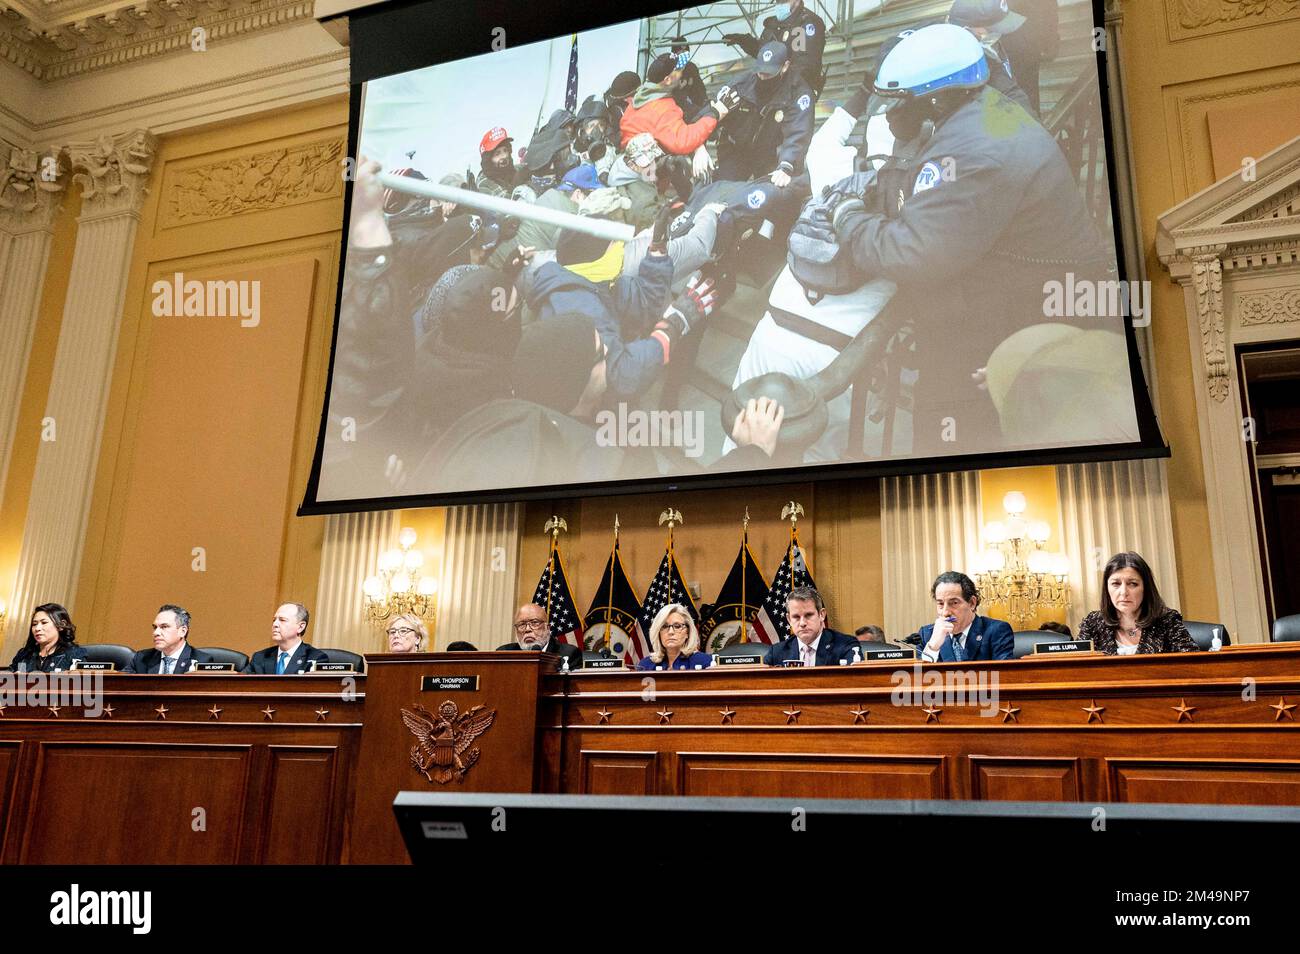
[479,126,512,154]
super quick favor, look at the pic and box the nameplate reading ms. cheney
[421,675,479,691]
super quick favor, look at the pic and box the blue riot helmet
[873,23,990,103]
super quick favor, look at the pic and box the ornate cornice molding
[1239,288,1300,326]
[1168,0,1300,41]
[0,142,66,232]
[0,0,319,81]
[67,128,157,218]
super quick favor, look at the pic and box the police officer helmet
[873,23,989,99]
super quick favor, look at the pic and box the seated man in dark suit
[919,571,1014,662]
[496,603,583,670]
[763,586,861,666]
[124,604,215,673]
[242,602,330,674]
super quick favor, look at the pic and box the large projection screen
[302,0,1165,513]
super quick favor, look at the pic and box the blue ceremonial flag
[564,34,579,113]
[582,534,647,665]
[699,527,770,652]
[531,539,582,647]
[638,523,699,656]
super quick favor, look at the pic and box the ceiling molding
[0,0,321,81]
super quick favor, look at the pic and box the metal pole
[375,173,636,243]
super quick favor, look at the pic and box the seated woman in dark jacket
[636,603,713,671]
[1077,552,1198,655]
[7,603,88,672]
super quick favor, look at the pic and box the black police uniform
[831,85,1111,453]
[731,7,827,95]
[715,68,816,183]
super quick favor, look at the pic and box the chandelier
[972,491,1070,628]
[363,527,437,624]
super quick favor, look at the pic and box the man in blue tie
[919,571,1014,662]
[124,604,215,673]
[242,602,330,674]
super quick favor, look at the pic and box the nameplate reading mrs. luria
[421,675,480,691]
[1034,639,1095,654]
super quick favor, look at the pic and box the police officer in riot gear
[715,41,816,188]
[724,0,827,96]
[827,24,1112,454]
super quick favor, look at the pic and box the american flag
[752,529,818,643]
[638,541,699,648]
[531,543,582,647]
[582,538,647,665]
[564,34,579,113]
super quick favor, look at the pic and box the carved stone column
[4,130,157,659]
[0,144,66,507]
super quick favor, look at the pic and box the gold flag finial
[743,506,750,532]
[658,508,683,529]
[781,501,805,525]
[614,513,620,538]
[544,515,568,539]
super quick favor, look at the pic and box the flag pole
[543,516,567,639]
[740,507,750,645]
[658,508,683,609]
[604,514,619,652]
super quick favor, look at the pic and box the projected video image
[318,0,1141,503]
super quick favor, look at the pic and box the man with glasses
[385,614,428,653]
[496,603,583,670]
[919,571,1014,662]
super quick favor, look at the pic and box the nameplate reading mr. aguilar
[70,660,115,671]
[421,675,480,691]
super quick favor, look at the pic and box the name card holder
[862,648,917,662]
[70,660,115,671]
[717,653,765,666]
[1034,639,1095,655]
[583,657,623,670]
[421,675,480,691]
[192,662,236,672]
[311,661,355,673]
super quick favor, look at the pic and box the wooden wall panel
[21,742,251,864]
[677,752,946,799]
[580,751,657,795]
[1108,759,1300,805]
[260,746,339,864]
[970,756,1082,802]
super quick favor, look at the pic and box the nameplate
[584,658,623,670]
[311,661,355,673]
[781,659,805,668]
[70,660,115,671]
[863,648,916,662]
[192,662,236,672]
[421,675,479,691]
[718,653,764,666]
[1034,639,1094,654]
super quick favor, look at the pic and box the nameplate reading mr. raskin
[421,675,480,691]
[1034,639,1094,654]
[863,648,916,662]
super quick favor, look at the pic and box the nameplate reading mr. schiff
[192,662,236,672]
[421,675,479,691]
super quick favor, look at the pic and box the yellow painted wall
[72,98,348,654]
[977,465,1068,629]
[1117,0,1300,620]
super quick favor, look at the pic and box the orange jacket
[619,94,717,156]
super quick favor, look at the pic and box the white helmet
[874,23,989,99]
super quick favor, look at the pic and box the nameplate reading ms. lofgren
[422,675,480,691]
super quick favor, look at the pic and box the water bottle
[1210,627,1222,652]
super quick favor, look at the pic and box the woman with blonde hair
[384,614,428,653]
[636,603,712,671]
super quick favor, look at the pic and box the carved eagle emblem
[400,701,496,784]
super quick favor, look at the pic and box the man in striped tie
[919,572,1014,662]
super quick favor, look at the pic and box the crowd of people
[322,0,1124,499]
[4,550,1197,674]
